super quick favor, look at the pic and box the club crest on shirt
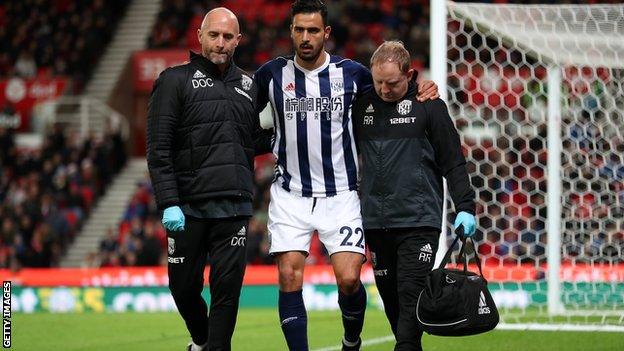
[397,100,412,115]
[241,74,253,91]
[330,79,343,92]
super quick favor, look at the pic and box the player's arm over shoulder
[416,79,440,101]
[336,58,373,95]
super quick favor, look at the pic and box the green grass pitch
[13,309,624,350]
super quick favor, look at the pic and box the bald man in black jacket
[147,8,271,351]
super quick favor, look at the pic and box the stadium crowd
[0,0,127,92]
[0,124,126,268]
[147,0,432,72]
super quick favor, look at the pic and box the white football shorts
[268,183,365,256]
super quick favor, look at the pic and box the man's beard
[205,50,230,65]
[297,45,322,62]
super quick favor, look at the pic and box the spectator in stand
[14,49,37,78]
[99,227,118,255]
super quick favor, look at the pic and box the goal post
[433,0,624,330]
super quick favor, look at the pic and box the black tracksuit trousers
[167,216,248,351]
[365,228,439,351]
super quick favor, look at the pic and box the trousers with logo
[167,216,248,351]
[365,228,439,351]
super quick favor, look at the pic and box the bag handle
[438,230,461,269]
[469,236,485,278]
[436,227,486,279]
[457,235,470,274]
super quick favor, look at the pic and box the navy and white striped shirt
[255,52,373,197]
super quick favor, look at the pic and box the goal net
[437,1,624,330]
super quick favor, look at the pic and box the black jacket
[147,52,272,210]
[353,83,475,230]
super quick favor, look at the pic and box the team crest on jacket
[241,75,253,91]
[397,100,412,115]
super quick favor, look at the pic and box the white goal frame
[431,0,624,332]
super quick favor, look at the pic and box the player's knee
[336,274,360,295]
[278,266,304,291]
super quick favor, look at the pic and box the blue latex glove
[454,211,476,237]
[162,206,185,231]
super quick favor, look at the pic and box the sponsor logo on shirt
[389,116,417,125]
[284,97,344,114]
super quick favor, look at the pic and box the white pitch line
[311,335,395,351]
[496,323,624,333]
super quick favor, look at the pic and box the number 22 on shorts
[340,226,364,249]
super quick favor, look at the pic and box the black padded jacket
[147,52,272,210]
[353,83,475,230]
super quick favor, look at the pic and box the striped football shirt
[255,52,373,197]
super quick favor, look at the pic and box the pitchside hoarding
[7,283,624,313]
[2,265,623,313]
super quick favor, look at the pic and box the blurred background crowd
[0,124,126,268]
[0,0,128,93]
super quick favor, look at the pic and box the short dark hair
[291,0,328,26]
